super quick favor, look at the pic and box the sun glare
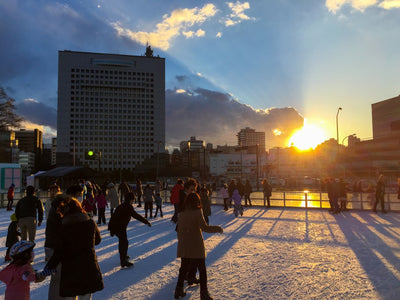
[288,123,327,151]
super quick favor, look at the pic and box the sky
[1,0,400,149]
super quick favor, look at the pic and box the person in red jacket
[170,179,184,223]
[7,184,15,211]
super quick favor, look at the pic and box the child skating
[0,240,52,299]
[232,189,243,217]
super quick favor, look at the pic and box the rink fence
[1,189,399,212]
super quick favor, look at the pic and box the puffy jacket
[15,195,43,223]
[170,184,183,204]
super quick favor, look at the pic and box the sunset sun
[288,123,328,150]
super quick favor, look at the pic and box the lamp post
[341,134,355,146]
[336,107,342,145]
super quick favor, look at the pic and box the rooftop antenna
[145,42,154,57]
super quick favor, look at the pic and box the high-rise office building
[57,50,165,171]
[237,127,265,152]
[15,129,43,171]
[372,95,400,139]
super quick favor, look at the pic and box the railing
[1,190,399,212]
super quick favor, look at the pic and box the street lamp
[341,133,356,146]
[336,107,342,144]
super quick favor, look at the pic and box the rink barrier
[1,190,399,212]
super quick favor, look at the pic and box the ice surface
[0,205,399,299]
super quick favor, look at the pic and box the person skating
[0,240,51,300]
[15,186,43,242]
[4,214,20,262]
[373,174,387,213]
[7,184,15,211]
[108,192,151,267]
[45,197,104,299]
[174,192,223,300]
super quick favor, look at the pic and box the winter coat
[143,187,155,203]
[244,182,252,195]
[7,187,14,200]
[106,187,120,209]
[82,194,95,213]
[44,204,62,249]
[170,184,183,204]
[263,182,272,197]
[95,194,107,209]
[155,195,163,207]
[232,190,242,206]
[177,208,222,259]
[15,195,43,223]
[108,202,150,235]
[0,263,37,300]
[376,180,385,198]
[199,189,211,217]
[220,187,229,199]
[46,212,103,297]
[6,221,20,248]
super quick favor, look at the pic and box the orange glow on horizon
[288,122,328,151]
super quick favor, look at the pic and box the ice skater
[232,189,243,217]
[108,192,151,267]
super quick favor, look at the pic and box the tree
[0,86,23,130]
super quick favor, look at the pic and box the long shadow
[335,212,400,300]
[147,208,266,300]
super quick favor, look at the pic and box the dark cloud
[176,75,188,82]
[16,99,57,130]
[166,88,303,149]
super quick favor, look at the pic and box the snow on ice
[0,205,399,299]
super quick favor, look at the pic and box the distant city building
[57,50,165,171]
[237,127,265,152]
[15,129,43,171]
[180,137,206,171]
[372,95,400,139]
[0,130,17,163]
[18,151,35,177]
[51,138,57,166]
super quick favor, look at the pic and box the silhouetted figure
[373,175,387,213]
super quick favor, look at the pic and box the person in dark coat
[243,180,253,207]
[227,180,236,208]
[15,185,43,242]
[108,192,151,267]
[373,174,387,213]
[199,184,211,225]
[44,194,68,300]
[4,213,20,262]
[45,197,103,298]
[262,179,272,208]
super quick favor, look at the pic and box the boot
[200,289,213,300]
[174,286,186,299]
[121,260,133,268]
[186,276,200,285]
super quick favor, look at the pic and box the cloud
[224,1,255,27]
[325,0,400,13]
[112,3,217,50]
[166,87,303,149]
[379,0,400,9]
[16,98,57,130]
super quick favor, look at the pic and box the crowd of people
[0,174,393,299]
[0,178,225,300]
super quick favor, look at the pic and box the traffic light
[85,150,95,160]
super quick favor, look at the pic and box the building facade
[57,50,165,171]
[237,127,266,152]
[372,95,400,139]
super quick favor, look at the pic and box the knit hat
[10,240,35,258]
[10,213,17,222]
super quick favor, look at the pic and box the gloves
[39,266,56,277]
